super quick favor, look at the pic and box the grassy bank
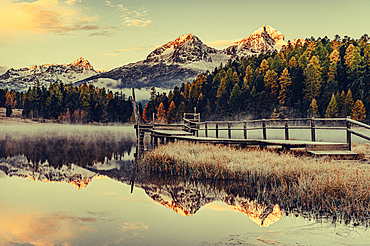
[141,142,370,224]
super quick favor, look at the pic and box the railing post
[310,117,315,142]
[205,122,208,138]
[262,119,266,140]
[285,118,289,140]
[347,116,351,151]
[243,122,247,139]
[228,123,231,139]
[216,123,219,138]
[196,122,199,137]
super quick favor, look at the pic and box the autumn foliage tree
[351,100,366,121]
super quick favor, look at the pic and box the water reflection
[1,126,370,245]
[2,154,370,245]
[0,153,285,228]
[0,134,134,168]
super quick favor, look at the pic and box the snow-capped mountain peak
[1,25,290,91]
[144,33,229,71]
[249,25,285,42]
[70,57,94,70]
[224,25,287,58]
[0,57,103,91]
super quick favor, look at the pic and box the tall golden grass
[141,141,370,225]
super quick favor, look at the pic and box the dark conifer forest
[1,35,369,123]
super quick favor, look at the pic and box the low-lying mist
[0,124,136,167]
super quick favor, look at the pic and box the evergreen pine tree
[156,102,166,123]
[243,65,254,90]
[307,98,319,118]
[229,83,242,116]
[344,89,354,117]
[177,101,186,122]
[166,101,176,123]
[351,100,366,121]
[264,69,278,97]
[278,68,292,105]
[303,56,322,101]
[325,94,339,118]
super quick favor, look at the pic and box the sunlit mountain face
[0,25,287,91]
[0,57,105,91]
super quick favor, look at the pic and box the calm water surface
[0,124,369,245]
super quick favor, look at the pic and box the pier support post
[310,118,315,142]
[205,122,208,138]
[216,123,219,138]
[346,116,352,151]
[285,119,289,140]
[262,119,267,140]
[228,123,231,139]
[243,122,247,139]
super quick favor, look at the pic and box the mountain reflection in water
[1,126,370,245]
[0,154,282,227]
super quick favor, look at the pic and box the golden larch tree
[351,100,366,121]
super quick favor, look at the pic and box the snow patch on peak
[70,57,94,70]
[144,33,224,68]
[224,25,287,58]
[173,33,198,46]
[250,25,285,41]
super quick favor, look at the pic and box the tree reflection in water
[137,171,370,227]
[0,134,134,168]
[0,131,368,227]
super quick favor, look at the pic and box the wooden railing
[183,116,370,150]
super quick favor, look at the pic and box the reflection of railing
[183,116,370,150]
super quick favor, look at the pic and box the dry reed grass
[141,141,370,225]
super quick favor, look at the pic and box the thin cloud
[111,4,152,28]
[103,46,154,56]
[89,25,122,36]
[121,222,148,232]
[122,18,152,27]
[105,1,115,7]
[0,0,106,37]
[206,40,237,48]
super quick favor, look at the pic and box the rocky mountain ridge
[0,25,288,91]
[0,57,104,91]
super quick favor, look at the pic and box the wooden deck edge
[307,150,358,159]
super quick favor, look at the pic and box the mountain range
[0,25,288,92]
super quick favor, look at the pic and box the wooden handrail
[347,118,370,130]
[348,129,370,141]
[181,115,370,143]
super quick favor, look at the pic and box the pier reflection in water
[1,125,370,245]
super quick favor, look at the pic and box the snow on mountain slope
[224,25,287,58]
[0,57,103,91]
[1,25,289,92]
[144,33,230,71]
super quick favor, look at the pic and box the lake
[1,124,370,245]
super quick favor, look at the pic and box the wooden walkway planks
[149,129,357,158]
[136,116,370,159]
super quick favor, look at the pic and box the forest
[143,35,369,123]
[1,34,369,123]
[0,82,134,123]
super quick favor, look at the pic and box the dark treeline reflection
[0,135,134,168]
[135,171,370,227]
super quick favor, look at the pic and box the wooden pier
[135,113,370,159]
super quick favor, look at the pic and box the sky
[0,0,369,74]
